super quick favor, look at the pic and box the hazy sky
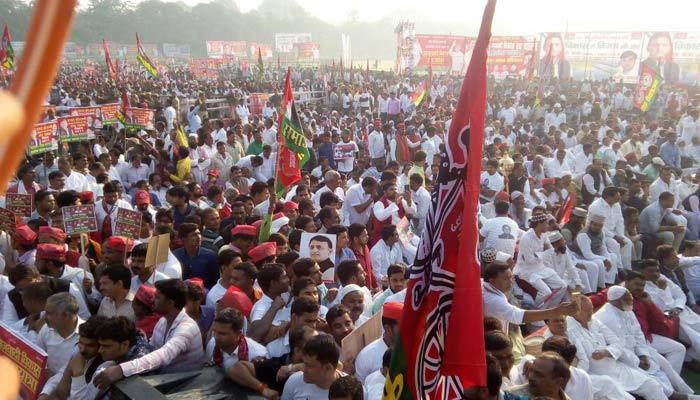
[161,0,700,34]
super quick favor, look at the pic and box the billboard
[294,42,320,64]
[411,35,471,74]
[249,42,273,60]
[162,43,191,58]
[487,36,537,80]
[275,33,312,53]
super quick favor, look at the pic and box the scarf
[395,134,411,164]
[213,334,249,367]
[101,200,116,240]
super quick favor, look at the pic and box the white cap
[608,285,629,301]
[652,157,665,166]
[554,103,562,108]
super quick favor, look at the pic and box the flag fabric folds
[534,42,553,107]
[410,79,427,107]
[633,63,663,112]
[257,47,264,78]
[557,193,574,225]
[383,1,496,399]
[1,23,15,69]
[117,88,130,126]
[102,39,117,82]
[136,33,158,78]
[276,67,310,196]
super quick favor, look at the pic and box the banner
[70,106,103,138]
[37,105,55,124]
[410,35,471,73]
[206,41,224,58]
[633,62,663,112]
[100,103,119,124]
[487,36,537,79]
[62,204,97,235]
[0,322,48,400]
[248,93,270,116]
[123,108,155,130]
[275,33,312,53]
[57,115,89,143]
[114,208,142,239]
[29,121,58,155]
[223,41,247,58]
[293,42,320,64]
[0,207,18,234]
[6,193,32,217]
[249,43,273,60]
[162,43,190,58]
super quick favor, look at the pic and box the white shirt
[482,282,525,333]
[545,158,572,178]
[649,177,680,208]
[35,317,82,374]
[266,331,290,358]
[235,104,251,124]
[514,229,550,274]
[163,106,176,131]
[95,200,133,235]
[282,370,345,400]
[479,171,504,202]
[370,240,403,283]
[206,336,268,370]
[541,248,584,289]
[355,337,388,383]
[260,153,277,180]
[130,271,168,296]
[313,186,345,210]
[372,198,416,226]
[480,216,523,257]
[588,198,625,238]
[344,183,373,225]
[368,130,385,159]
[206,280,229,307]
[64,171,90,192]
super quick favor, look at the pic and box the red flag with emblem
[384,1,496,399]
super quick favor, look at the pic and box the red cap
[135,190,150,205]
[495,191,510,201]
[135,284,156,308]
[14,225,37,246]
[248,242,277,263]
[38,226,67,243]
[382,301,404,320]
[219,285,253,317]
[252,219,263,229]
[36,243,66,260]
[80,191,94,203]
[541,177,556,186]
[272,212,285,221]
[230,225,257,237]
[186,277,205,291]
[105,236,134,252]
[207,169,219,177]
[624,152,637,161]
[283,201,298,211]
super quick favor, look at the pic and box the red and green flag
[633,62,663,112]
[1,23,15,69]
[102,39,117,82]
[275,67,310,196]
[383,1,496,399]
[410,79,427,107]
[136,33,158,78]
[117,88,130,125]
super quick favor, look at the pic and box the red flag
[557,193,574,225]
[102,39,117,82]
[331,59,336,81]
[384,1,496,399]
[275,67,309,196]
[526,38,538,88]
[535,41,553,106]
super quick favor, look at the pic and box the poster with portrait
[69,106,103,139]
[56,115,89,143]
[299,232,336,282]
[410,34,470,74]
[123,108,155,130]
[487,36,537,80]
[29,121,58,155]
[100,103,119,124]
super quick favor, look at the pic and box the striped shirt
[120,309,204,377]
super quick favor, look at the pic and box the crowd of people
[2,58,700,400]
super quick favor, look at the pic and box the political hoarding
[275,33,312,54]
[29,121,58,155]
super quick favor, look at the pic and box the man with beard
[595,286,695,399]
[568,213,617,289]
[338,284,368,327]
[542,231,590,294]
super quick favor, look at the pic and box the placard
[29,121,58,155]
[299,232,336,280]
[123,107,155,130]
[62,204,98,235]
[0,207,18,234]
[6,193,32,217]
[0,322,49,400]
[57,115,89,143]
[100,103,119,124]
[341,312,382,365]
[146,233,170,268]
[113,208,143,239]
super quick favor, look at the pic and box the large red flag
[275,67,310,196]
[102,39,117,82]
[383,1,496,399]
[557,193,574,225]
